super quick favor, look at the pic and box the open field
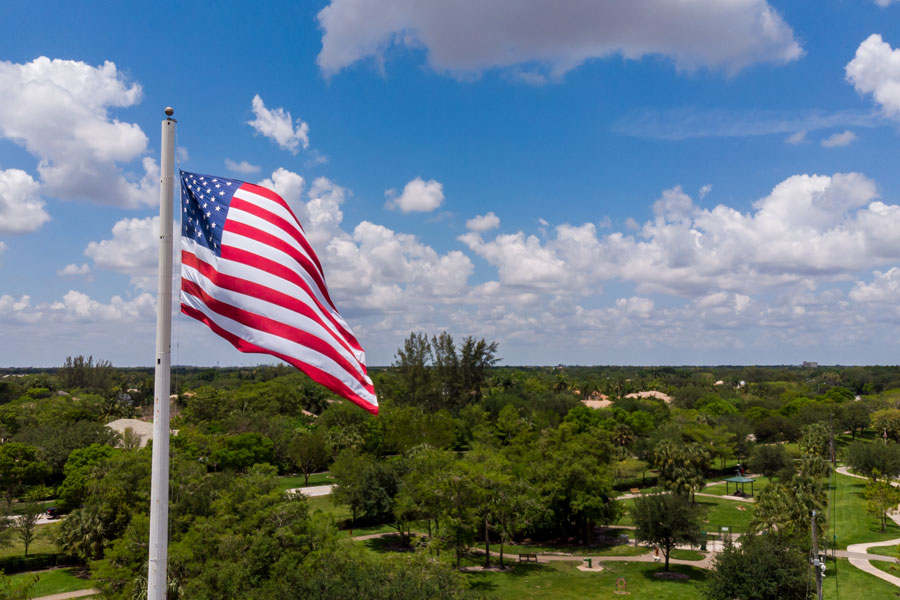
[464,560,708,600]
[276,471,334,492]
[502,541,648,558]
[831,471,900,548]
[7,567,93,597]
[618,496,754,534]
[822,559,900,599]
[0,522,59,558]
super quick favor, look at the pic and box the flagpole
[148,107,176,600]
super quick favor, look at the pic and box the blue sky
[2,0,900,367]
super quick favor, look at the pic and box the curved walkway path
[32,591,98,600]
[835,466,900,588]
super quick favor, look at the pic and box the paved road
[288,484,335,497]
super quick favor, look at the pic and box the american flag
[179,170,378,414]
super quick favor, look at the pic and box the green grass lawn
[618,496,754,534]
[823,559,900,599]
[305,493,352,524]
[670,549,706,561]
[0,522,60,558]
[7,568,94,597]
[830,471,900,548]
[464,559,708,600]
[277,471,334,492]
[864,544,899,559]
[502,542,648,557]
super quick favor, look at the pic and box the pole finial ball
[164,107,174,117]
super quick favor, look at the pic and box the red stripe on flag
[181,250,362,370]
[231,192,325,277]
[216,245,363,355]
[182,278,371,390]
[181,303,378,415]
[225,219,336,310]
[238,182,306,230]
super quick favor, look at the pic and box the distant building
[802,361,818,368]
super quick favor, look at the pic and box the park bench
[518,553,538,563]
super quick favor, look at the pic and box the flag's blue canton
[180,171,243,256]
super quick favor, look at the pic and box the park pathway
[31,590,98,600]
[288,484,335,497]
[835,466,900,588]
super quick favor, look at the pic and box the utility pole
[811,510,824,600]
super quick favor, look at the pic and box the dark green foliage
[14,420,117,479]
[289,429,330,485]
[0,443,51,503]
[259,547,470,600]
[749,444,792,480]
[847,440,900,479]
[631,492,703,571]
[390,331,498,412]
[59,355,117,394]
[212,432,275,471]
[57,443,118,512]
[330,449,403,523]
[705,534,811,600]
[535,423,620,543]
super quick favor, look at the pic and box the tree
[537,423,620,543]
[798,423,829,459]
[15,501,43,557]
[840,402,870,439]
[0,443,51,504]
[393,332,433,407]
[872,408,900,442]
[749,444,792,480]
[847,441,900,480]
[211,432,275,471]
[654,441,709,503]
[631,493,702,571]
[705,533,811,600]
[289,429,329,486]
[331,450,400,524]
[864,472,900,533]
[457,336,499,405]
[750,479,826,538]
[57,443,118,512]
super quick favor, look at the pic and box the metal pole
[812,510,823,600]
[148,107,176,600]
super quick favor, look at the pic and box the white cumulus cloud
[84,216,159,289]
[0,57,157,207]
[57,263,91,277]
[224,158,261,174]
[466,212,500,232]
[850,268,900,303]
[258,168,308,225]
[317,0,802,78]
[0,169,50,234]
[248,94,310,153]
[385,177,444,213]
[821,130,857,147]
[846,34,900,121]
